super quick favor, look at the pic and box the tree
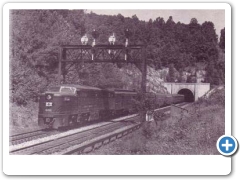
[219,28,225,50]
[10,10,225,105]
[201,21,218,44]
[132,14,139,21]
[10,10,85,104]
[204,62,222,85]
[166,16,175,26]
[190,18,198,24]
[166,64,176,82]
[186,75,196,83]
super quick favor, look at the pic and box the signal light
[46,94,52,100]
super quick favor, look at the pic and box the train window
[48,87,60,92]
[60,86,76,94]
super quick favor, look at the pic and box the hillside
[10,10,225,106]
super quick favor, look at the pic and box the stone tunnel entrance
[163,83,210,101]
[178,89,194,102]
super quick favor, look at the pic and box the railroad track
[10,118,139,155]
[9,129,59,146]
[9,102,190,155]
[9,113,138,147]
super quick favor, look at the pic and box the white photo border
[3,2,231,175]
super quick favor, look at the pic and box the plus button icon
[217,135,238,156]
[222,139,233,151]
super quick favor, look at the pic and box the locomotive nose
[45,94,53,100]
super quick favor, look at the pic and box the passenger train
[38,84,184,129]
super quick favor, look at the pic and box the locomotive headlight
[64,97,70,101]
[46,94,52,100]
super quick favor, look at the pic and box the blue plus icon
[217,135,238,156]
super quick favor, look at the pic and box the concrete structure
[162,83,210,101]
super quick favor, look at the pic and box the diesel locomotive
[38,84,184,129]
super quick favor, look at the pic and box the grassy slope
[87,88,225,155]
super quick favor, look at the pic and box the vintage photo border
[3,2,231,175]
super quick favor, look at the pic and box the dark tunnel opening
[178,89,194,102]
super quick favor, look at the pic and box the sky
[88,9,225,38]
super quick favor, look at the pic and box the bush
[196,86,225,107]
[10,101,38,128]
[119,132,147,154]
[142,122,155,139]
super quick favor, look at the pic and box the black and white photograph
[2,2,234,176]
[8,7,226,155]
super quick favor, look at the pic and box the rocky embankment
[120,65,169,94]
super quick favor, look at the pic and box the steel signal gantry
[58,30,146,93]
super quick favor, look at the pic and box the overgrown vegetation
[10,10,225,106]
[10,101,38,129]
[197,86,225,107]
[88,87,225,155]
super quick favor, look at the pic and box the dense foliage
[10,10,225,105]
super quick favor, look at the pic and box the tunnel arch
[178,88,194,102]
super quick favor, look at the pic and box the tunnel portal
[178,89,194,102]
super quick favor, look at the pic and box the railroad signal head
[124,29,131,38]
[92,29,99,47]
[92,29,99,39]
[124,29,131,47]
[109,33,116,45]
[81,34,88,45]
